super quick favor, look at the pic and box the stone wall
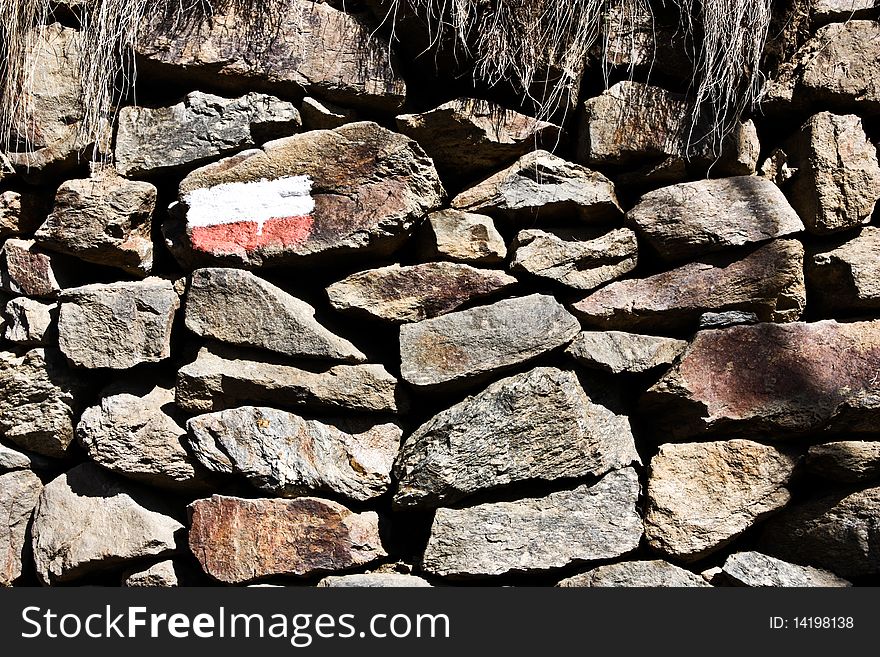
[1,0,879,587]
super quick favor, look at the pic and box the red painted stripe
[190,215,315,256]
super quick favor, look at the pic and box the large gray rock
[317,573,432,588]
[577,81,760,177]
[187,407,400,502]
[557,560,709,587]
[0,348,85,457]
[417,210,507,265]
[176,345,403,415]
[0,239,66,298]
[399,294,580,389]
[565,331,687,374]
[422,468,642,578]
[326,262,517,323]
[759,487,880,578]
[645,440,798,561]
[0,470,43,586]
[31,464,183,584]
[765,21,880,115]
[808,227,880,312]
[452,150,622,223]
[58,278,180,369]
[642,320,880,438]
[4,24,91,180]
[780,112,880,235]
[394,367,639,509]
[722,552,851,587]
[510,228,637,291]
[137,1,406,112]
[186,268,364,362]
[626,177,804,261]
[0,444,32,471]
[571,240,806,332]
[806,442,880,484]
[35,171,157,276]
[77,384,205,490]
[3,297,56,345]
[396,100,559,182]
[115,91,301,178]
[173,122,443,269]
[188,495,386,584]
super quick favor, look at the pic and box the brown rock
[808,227,880,312]
[571,240,806,332]
[0,191,46,239]
[721,551,851,587]
[645,440,798,561]
[565,331,687,374]
[806,441,880,483]
[811,0,879,22]
[557,560,709,587]
[397,100,559,182]
[417,209,507,265]
[327,262,517,323]
[173,122,444,268]
[781,112,880,235]
[0,470,43,585]
[300,97,358,131]
[188,495,386,583]
[0,239,66,298]
[626,177,804,262]
[35,171,157,276]
[642,320,880,439]
[3,297,56,345]
[452,150,622,223]
[137,1,405,112]
[510,228,637,291]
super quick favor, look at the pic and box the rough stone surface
[422,468,642,578]
[417,210,507,265]
[626,177,804,261]
[565,331,687,374]
[643,320,880,438]
[35,171,157,276]
[722,551,851,587]
[327,262,517,323]
[186,268,364,361]
[58,278,180,369]
[510,228,637,291]
[0,191,46,239]
[31,464,183,584]
[4,24,90,180]
[77,384,204,490]
[0,470,43,586]
[765,21,880,115]
[452,150,622,222]
[394,367,640,509]
[0,348,85,457]
[808,227,880,312]
[811,0,878,21]
[645,440,798,561]
[187,407,400,502]
[781,112,880,235]
[317,573,432,587]
[699,311,759,329]
[759,487,880,578]
[557,560,709,587]
[115,91,302,178]
[176,346,403,414]
[806,442,880,484]
[137,1,406,112]
[188,495,386,584]
[0,239,65,298]
[572,240,806,332]
[3,297,56,345]
[577,81,760,176]
[0,444,32,471]
[174,122,443,268]
[396,100,559,182]
[300,97,358,131]
[399,294,581,389]
[122,560,179,587]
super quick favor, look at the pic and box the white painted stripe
[184,176,315,234]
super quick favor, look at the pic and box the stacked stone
[0,1,878,587]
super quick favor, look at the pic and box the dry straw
[0,0,775,164]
